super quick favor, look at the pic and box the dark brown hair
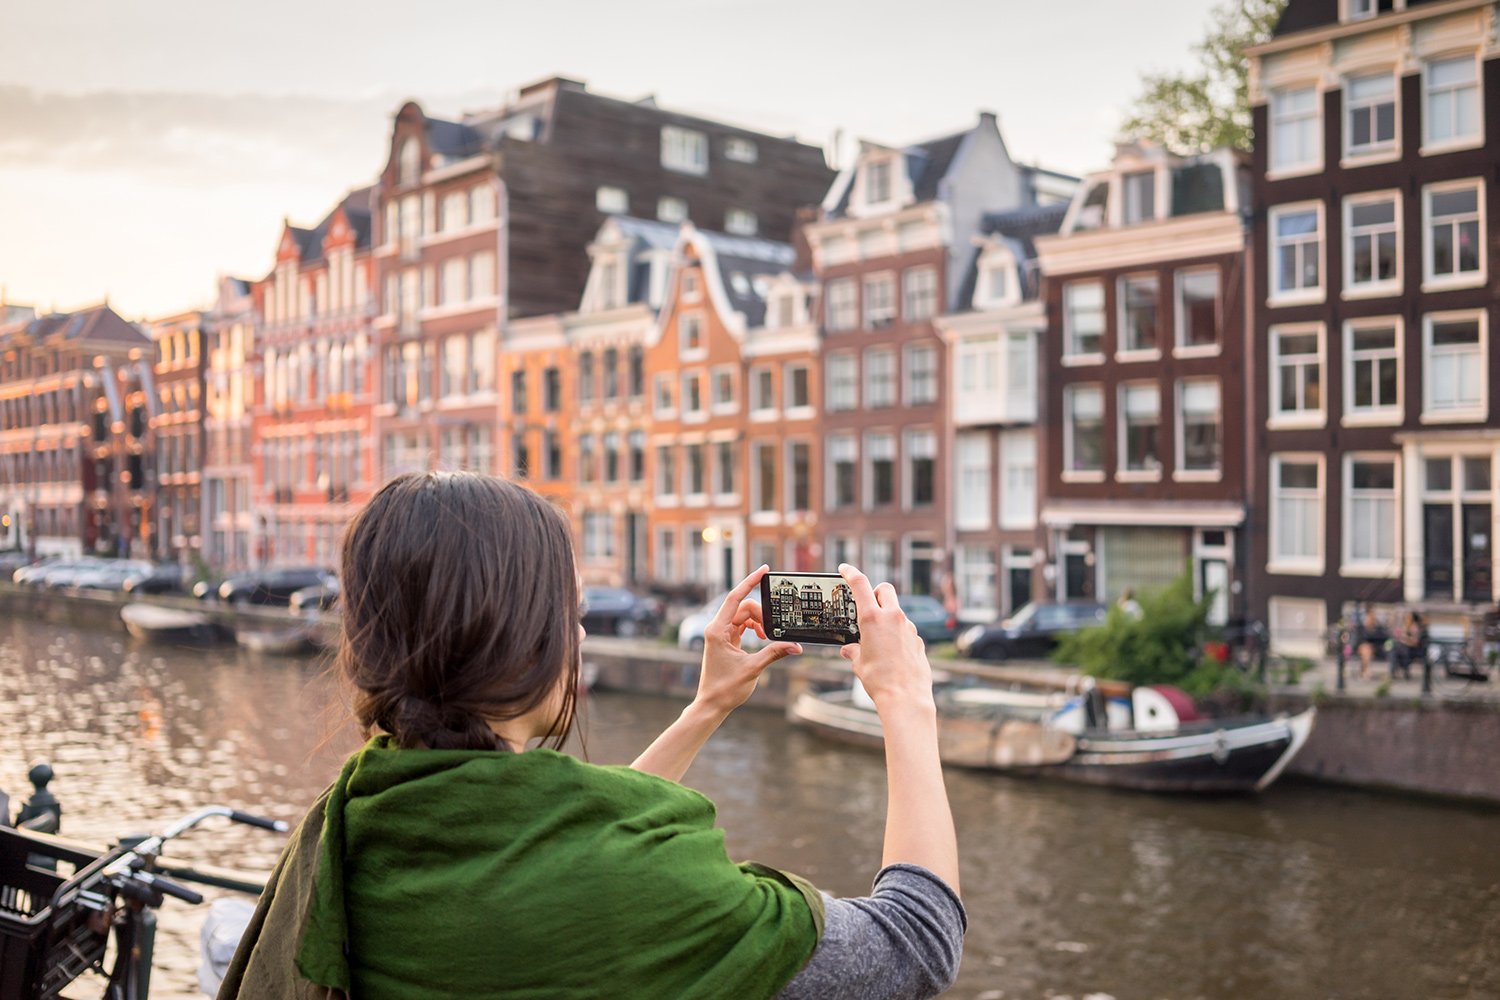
[337,471,582,751]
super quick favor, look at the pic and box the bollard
[1336,634,1347,693]
[15,761,61,833]
[1421,654,1433,696]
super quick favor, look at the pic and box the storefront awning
[1041,500,1245,529]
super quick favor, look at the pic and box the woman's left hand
[697,566,801,716]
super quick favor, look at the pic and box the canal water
[0,616,1496,1000]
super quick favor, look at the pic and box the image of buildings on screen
[767,575,859,639]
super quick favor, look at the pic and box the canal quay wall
[5,584,1499,805]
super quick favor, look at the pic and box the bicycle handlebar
[229,809,288,833]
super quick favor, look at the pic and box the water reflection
[1,619,1497,999]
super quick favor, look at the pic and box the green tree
[1119,0,1289,153]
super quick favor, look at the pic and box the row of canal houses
[0,0,1496,653]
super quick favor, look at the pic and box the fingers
[839,642,861,665]
[712,565,769,629]
[748,641,802,672]
[874,581,902,612]
[838,563,879,617]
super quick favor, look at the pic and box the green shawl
[218,737,823,1000]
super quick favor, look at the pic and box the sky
[0,0,1218,319]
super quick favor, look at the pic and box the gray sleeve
[776,863,966,1000]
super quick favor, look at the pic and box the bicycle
[1428,638,1491,683]
[0,805,285,1000]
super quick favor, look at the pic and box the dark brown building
[1247,0,1500,653]
[1035,144,1250,625]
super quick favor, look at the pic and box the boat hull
[120,604,226,645]
[790,689,1315,794]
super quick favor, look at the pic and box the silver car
[676,591,766,652]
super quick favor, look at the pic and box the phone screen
[758,571,860,645]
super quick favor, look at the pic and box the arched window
[399,138,421,186]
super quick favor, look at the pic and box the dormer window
[682,270,701,302]
[866,160,893,205]
[1075,182,1109,231]
[986,264,1009,302]
[398,138,420,186]
[1344,0,1395,21]
[1122,170,1156,225]
[772,291,797,329]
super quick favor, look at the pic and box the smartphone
[758,571,860,645]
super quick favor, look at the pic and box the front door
[1462,503,1492,603]
[1200,558,1230,626]
[1064,552,1091,600]
[1425,504,1455,599]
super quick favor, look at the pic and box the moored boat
[234,625,320,656]
[791,680,1315,794]
[120,603,226,645]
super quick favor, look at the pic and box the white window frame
[825,278,858,332]
[725,137,758,164]
[1421,310,1488,424]
[595,185,627,214]
[1174,378,1222,482]
[1115,273,1161,361]
[1341,452,1402,578]
[1421,52,1484,155]
[954,432,992,531]
[678,311,705,361]
[681,371,706,423]
[902,428,938,511]
[1342,317,1403,427]
[863,272,897,329]
[1421,178,1487,291]
[826,353,858,412]
[1062,280,1105,364]
[1173,267,1222,357]
[1341,70,1400,163]
[784,363,813,416]
[825,433,858,512]
[1268,201,1326,305]
[903,343,938,406]
[1062,384,1105,483]
[1269,323,1327,429]
[710,365,738,415]
[749,365,777,421]
[864,348,897,409]
[657,196,688,223]
[661,126,709,175]
[1121,168,1158,225]
[725,208,758,236]
[1268,453,1326,576]
[902,266,939,323]
[1269,84,1324,177]
[652,373,675,419]
[863,432,897,511]
[1341,190,1403,299]
[998,430,1036,531]
[1116,381,1162,483]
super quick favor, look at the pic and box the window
[398,138,420,185]
[577,433,595,483]
[1122,169,1156,224]
[510,369,528,415]
[825,279,858,332]
[656,527,677,579]
[712,368,735,412]
[1271,86,1321,173]
[470,185,495,223]
[865,160,892,205]
[866,433,896,508]
[1424,181,1484,286]
[578,351,595,405]
[1271,456,1324,573]
[1270,204,1323,300]
[753,442,777,512]
[904,344,937,405]
[999,432,1037,530]
[1344,456,1399,572]
[540,367,560,412]
[603,432,621,482]
[1424,314,1486,420]
[602,348,619,401]
[655,445,677,499]
[902,267,938,322]
[685,444,705,497]
[788,442,812,512]
[751,368,776,414]
[469,253,495,299]
[1344,73,1397,158]
[545,431,562,480]
[827,435,857,510]
[628,431,645,483]
[1177,380,1221,476]
[1270,325,1325,425]
[715,441,736,496]
[1344,194,1400,293]
[1424,55,1481,149]
[1345,0,1378,20]
[653,373,674,415]
[1118,275,1159,355]
[865,349,897,408]
[682,373,704,417]
[1120,383,1161,475]
[725,137,758,163]
[725,209,757,236]
[596,186,627,214]
[865,536,894,586]
[786,364,810,411]
[1175,269,1220,351]
[628,346,645,399]
[582,511,613,561]
[679,312,704,358]
[864,274,896,328]
[955,433,991,530]
[826,354,857,411]
[657,196,688,223]
[905,430,936,508]
[1063,282,1104,359]
[661,126,708,175]
[1064,385,1104,476]
[1345,321,1401,422]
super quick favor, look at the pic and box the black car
[208,567,337,607]
[122,564,187,596]
[956,601,1108,661]
[289,581,340,614]
[581,587,662,637]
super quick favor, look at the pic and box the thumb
[839,643,861,664]
[750,642,801,672]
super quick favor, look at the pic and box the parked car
[122,564,187,596]
[208,567,338,607]
[956,601,1109,662]
[38,558,109,589]
[0,551,35,577]
[14,556,73,586]
[70,560,155,591]
[289,580,340,614]
[901,595,959,644]
[676,591,765,652]
[581,587,663,637]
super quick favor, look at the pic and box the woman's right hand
[837,563,934,713]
